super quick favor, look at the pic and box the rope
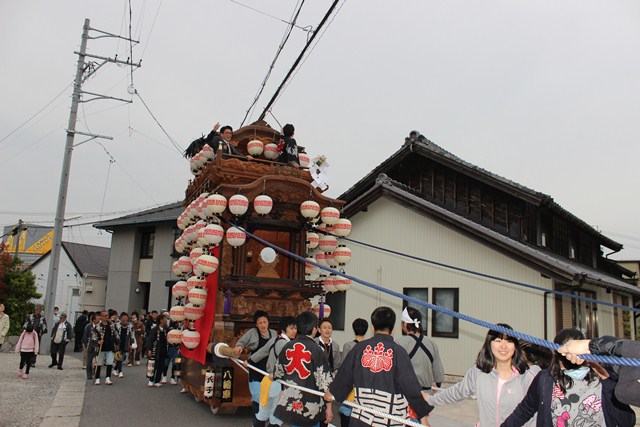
[225,220,640,368]
[227,355,423,427]
[341,235,640,314]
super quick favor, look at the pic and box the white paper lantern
[253,195,273,215]
[183,225,197,244]
[226,227,246,247]
[190,157,201,176]
[172,281,189,298]
[170,305,186,322]
[315,252,329,268]
[247,139,264,156]
[202,144,215,161]
[182,329,201,349]
[305,257,318,275]
[312,303,331,319]
[229,194,249,216]
[298,152,310,168]
[320,207,340,225]
[167,329,183,345]
[333,246,352,265]
[204,194,227,216]
[177,213,187,231]
[183,303,204,322]
[334,277,352,292]
[263,143,279,160]
[332,218,352,237]
[172,261,183,277]
[326,252,338,269]
[318,234,338,253]
[190,247,204,266]
[178,256,193,275]
[197,254,218,275]
[188,287,208,306]
[202,224,224,247]
[323,275,338,293]
[306,232,319,250]
[187,276,206,290]
[300,201,320,219]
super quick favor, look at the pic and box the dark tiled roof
[340,131,622,251]
[62,242,110,278]
[352,175,638,296]
[94,202,183,229]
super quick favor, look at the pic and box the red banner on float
[181,246,219,364]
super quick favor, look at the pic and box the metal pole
[42,18,90,355]
[13,219,23,259]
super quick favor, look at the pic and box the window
[402,287,428,334]
[140,229,155,259]
[431,288,459,338]
[170,228,182,258]
[324,292,345,331]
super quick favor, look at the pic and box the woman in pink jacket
[16,323,40,379]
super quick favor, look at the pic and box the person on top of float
[277,123,300,168]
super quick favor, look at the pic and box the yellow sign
[24,231,54,254]
[4,230,27,253]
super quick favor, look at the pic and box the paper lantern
[174,237,186,255]
[170,305,185,322]
[247,139,264,156]
[320,207,340,225]
[229,194,249,216]
[190,247,204,266]
[183,303,204,321]
[226,227,246,247]
[318,234,338,253]
[190,157,201,176]
[333,246,352,265]
[300,200,320,219]
[177,213,188,231]
[323,275,338,293]
[253,194,273,215]
[334,277,352,292]
[172,281,189,298]
[201,224,223,247]
[204,194,227,216]
[326,252,338,269]
[187,276,206,290]
[204,370,215,398]
[263,143,279,160]
[167,329,183,345]
[305,257,318,275]
[306,232,319,250]
[202,144,215,161]
[188,287,208,306]
[183,225,197,244]
[178,256,193,275]
[172,261,183,277]
[196,254,219,275]
[332,218,352,237]
[299,152,310,168]
[182,329,201,349]
[315,252,329,267]
[312,303,331,319]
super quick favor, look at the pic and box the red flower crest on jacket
[361,342,394,373]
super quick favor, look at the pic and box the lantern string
[224,219,640,368]
[227,356,423,427]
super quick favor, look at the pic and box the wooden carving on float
[179,120,343,414]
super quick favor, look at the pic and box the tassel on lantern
[224,290,232,315]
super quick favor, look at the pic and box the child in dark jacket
[501,328,636,427]
[16,323,39,379]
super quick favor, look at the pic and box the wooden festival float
[171,120,353,414]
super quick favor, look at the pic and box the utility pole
[42,18,140,354]
[11,219,25,259]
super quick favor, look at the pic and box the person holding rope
[427,323,539,427]
[83,312,99,379]
[324,306,433,426]
[93,310,119,385]
[558,335,640,408]
[502,328,636,427]
[397,307,445,393]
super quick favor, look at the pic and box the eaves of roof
[94,202,183,230]
[345,174,639,296]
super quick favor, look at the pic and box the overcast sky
[1,1,639,260]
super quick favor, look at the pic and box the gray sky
[1,1,639,259]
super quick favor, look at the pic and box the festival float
[173,120,353,414]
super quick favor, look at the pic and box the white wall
[334,196,555,376]
[30,250,81,320]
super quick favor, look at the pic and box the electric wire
[133,89,184,155]
[258,0,342,121]
[0,126,65,167]
[230,0,312,33]
[140,0,163,59]
[239,0,306,127]
[225,220,640,367]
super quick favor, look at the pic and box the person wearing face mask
[501,328,636,427]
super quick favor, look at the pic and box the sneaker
[95,379,101,385]
[180,387,188,394]
[48,363,56,368]
[105,377,113,385]
[22,374,29,379]
[113,370,119,376]
[148,381,154,387]
[153,383,162,387]
[119,372,124,378]
[170,378,177,385]
[57,366,63,370]
[127,363,132,367]
[135,361,141,366]
[18,370,23,377]
[161,376,167,384]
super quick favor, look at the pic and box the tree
[0,243,41,336]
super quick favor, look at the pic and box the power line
[258,0,342,121]
[230,0,312,33]
[141,0,163,59]
[240,0,306,127]
[133,89,183,155]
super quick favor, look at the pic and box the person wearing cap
[49,312,72,370]
[396,307,445,393]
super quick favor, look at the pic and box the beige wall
[81,276,107,313]
[333,196,556,376]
